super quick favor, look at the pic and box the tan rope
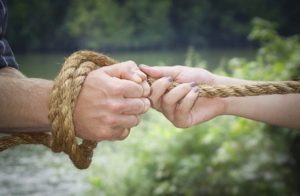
[147,78,300,98]
[0,50,299,169]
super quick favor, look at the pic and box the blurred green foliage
[84,19,300,196]
[7,0,300,52]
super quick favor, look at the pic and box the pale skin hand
[0,61,150,142]
[140,65,300,129]
[140,65,225,128]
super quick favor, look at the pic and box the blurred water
[16,49,254,79]
[0,50,254,195]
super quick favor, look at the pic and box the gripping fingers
[139,64,180,78]
[103,61,143,83]
[112,78,144,98]
[162,83,195,121]
[149,76,173,111]
[175,87,199,127]
[116,114,141,129]
[120,61,145,83]
[135,69,147,81]
[122,98,151,115]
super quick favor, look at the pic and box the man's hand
[74,61,151,141]
[140,65,225,128]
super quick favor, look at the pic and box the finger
[162,83,195,121]
[103,61,143,83]
[136,70,147,81]
[114,114,141,129]
[106,126,125,141]
[141,80,151,97]
[149,76,173,111]
[111,77,144,98]
[122,98,151,115]
[117,128,130,140]
[175,87,199,126]
[178,87,199,113]
[119,61,144,83]
[139,64,180,79]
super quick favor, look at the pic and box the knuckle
[127,60,137,67]
[111,83,124,95]
[103,116,118,125]
[107,100,123,112]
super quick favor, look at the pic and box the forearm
[216,75,300,129]
[0,68,52,132]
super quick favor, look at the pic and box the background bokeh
[6,0,300,52]
[1,0,300,195]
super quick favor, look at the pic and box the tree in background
[6,0,300,52]
[64,0,172,50]
[7,0,70,52]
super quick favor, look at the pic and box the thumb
[102,61,143,83]
[139,64,179,79]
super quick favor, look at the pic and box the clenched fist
[74,61,150,141]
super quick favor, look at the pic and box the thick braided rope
[0,50,300,169]
[147,78,300,97]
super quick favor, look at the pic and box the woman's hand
[140,65,226,128]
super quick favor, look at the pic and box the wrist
[212,75,244,116]
[214,75,256,86]
[29,78,53,129]
[222,97,234,115]
[0,67,25,78]
[213,75,236,85]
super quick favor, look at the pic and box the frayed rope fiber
[0,50,299,169]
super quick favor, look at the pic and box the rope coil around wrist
[0,50,300,169]
[0,51,118,169]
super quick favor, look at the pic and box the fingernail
[190,82,197,87]
[193,87,199,93]
[165,76,173,82]
[133,73,142,83]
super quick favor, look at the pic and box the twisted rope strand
[0,50,299,169]
[147,79,300,97]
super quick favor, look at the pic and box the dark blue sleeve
[0,0,19,69]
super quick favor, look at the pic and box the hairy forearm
[0,68,52,132]
[216,75,300,129]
